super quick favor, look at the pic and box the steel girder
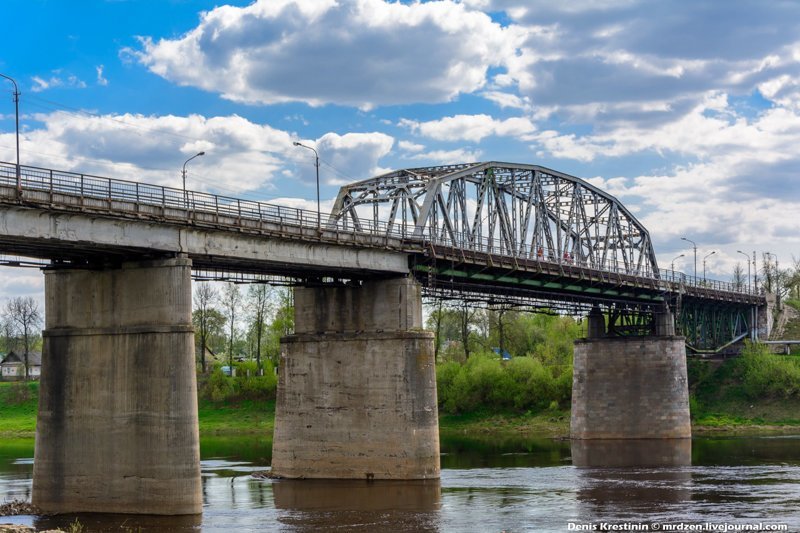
[330,162,660,278]
[677,300,751,353]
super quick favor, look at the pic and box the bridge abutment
[32,257,201,515]
[271,277,439,480]
[571,310,691,440]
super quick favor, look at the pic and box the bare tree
[732,263,746,291]
[248,284,271,373]
[193,283,218,373]
[221,283,243,371]
[459,301,478,360]
[3,297,42,381]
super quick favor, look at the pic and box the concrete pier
[271,277,439,480]
[571,310,691,440]
[33,257,201,515]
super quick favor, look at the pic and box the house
[0,350,42,381]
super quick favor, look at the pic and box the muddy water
[2,435,800,531]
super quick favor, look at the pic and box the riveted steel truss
[330,162,660,277]
[677,300,751,353]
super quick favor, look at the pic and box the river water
[2,434,800,532]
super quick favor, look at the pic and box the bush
[200,362,278,403]
[436,351,573,414]
[737,342,800,399]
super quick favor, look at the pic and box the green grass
[439,407,570,438]
[198,398,275,434]
[0,382,38,435]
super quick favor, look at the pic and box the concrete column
[33,257,201,515]
[653,307,676,336]
[586,306,605,338]
[272,277,439,480]
[571,336,691,440]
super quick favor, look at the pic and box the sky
[1,0,800,305]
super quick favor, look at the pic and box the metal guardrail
[0,161,760,299]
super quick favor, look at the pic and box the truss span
[330,162,660,278]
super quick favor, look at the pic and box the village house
[0,350,42,381]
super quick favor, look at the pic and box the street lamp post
[670,254,684,278]
[736,250,751,292]
[182,151,205,208]
[293,141,320,229]
[0,73,21,196]
[681,237,697,281]
[703,251,716,282]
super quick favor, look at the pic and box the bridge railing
[0,161,396,237]
[0,162,759,298]
[659,268,759,296]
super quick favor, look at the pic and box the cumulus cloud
[134,0,523,109]
[0,112,395,196]
[401,114,535,143]
[31,72,87,93]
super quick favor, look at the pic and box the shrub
[737,342,800,399]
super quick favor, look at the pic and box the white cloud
[134,0,523,108]
[0,112,395,198]
[314,132,394,184]
[30,72,87,93]
[401,114,535,143]
[409,148,483,164]
[398,140,425,153]
[96,65,108,86]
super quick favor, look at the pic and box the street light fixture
[736,250,751,292]
[703,251,716,282]
[293,141,321,229]
[182,151,205,207]
[681,237,697,280]
[670,253,684,273]
[0,73,21,196]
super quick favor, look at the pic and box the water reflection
[2,435,800,531]
[571,438,692,468]
[272,479,441,532]
[572,439,693,524]
[33,513,201,532]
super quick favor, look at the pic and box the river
[2,434,800,532]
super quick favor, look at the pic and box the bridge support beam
[272,277,439,480]
[571,310,691,440]
[33,257,201,515]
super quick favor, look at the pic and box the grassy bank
[5,343,800,440]
[689,342,800,434]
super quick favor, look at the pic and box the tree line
[192,282,294,374]
[0,296,43,381]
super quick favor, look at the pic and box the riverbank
[0,383,800,438]
[3,381,800,439]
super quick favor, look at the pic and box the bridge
[0,161,767,515]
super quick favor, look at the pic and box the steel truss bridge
[0,161,764,353]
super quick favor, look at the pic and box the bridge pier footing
[271,277,439,480]
[571,311,691,439]
[32,257,201,515]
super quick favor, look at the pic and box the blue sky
[2,0,800,301]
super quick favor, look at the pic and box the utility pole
[0,73,21,196]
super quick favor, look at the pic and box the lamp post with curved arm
[182,151,205,208]
[681,237,697,280]
[703,251,716,282]
[670,254,684,277]
[0,73,20,196]
[736,250,751,292]
[293,141,320,229]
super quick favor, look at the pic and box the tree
[247,284,272,373]
[193,283,218,372]
[732,263,746,291]
[458,301,479,360]
[265,288,294,366]
[3,297,42,381]
[221,283,243,370]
